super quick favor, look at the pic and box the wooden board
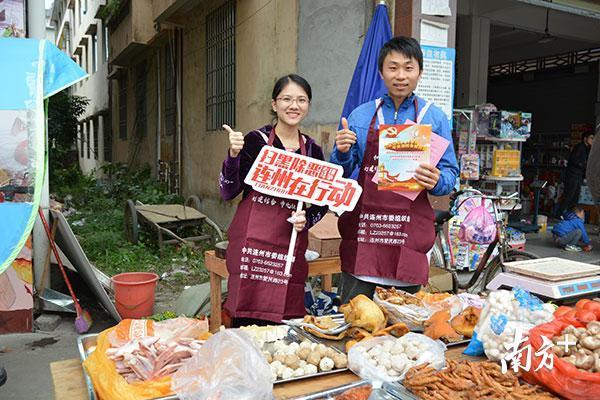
[136,205,205,224]
[504,257,600,281]
[50,358,90,400]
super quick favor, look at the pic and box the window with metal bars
[205,0,235,131]
[118,76,128,140]
[86,121,90,159]
[93,117,99,160]
[135,61,147,137]
[104,115,112,162]
[165,42,177,137]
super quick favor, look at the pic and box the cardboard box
[426,266,453,292]
[308,213,341,258]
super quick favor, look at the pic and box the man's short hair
[378,36,424,72]
[582,131,594,140]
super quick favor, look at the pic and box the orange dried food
[450,306,481,338]
[334,385,372,400]
[415,291,452,303]
[423,310,461,341]
[375,286,423,306]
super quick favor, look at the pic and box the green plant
[99,0,122,20]
[47,91,89,184]
[51,163,209,282]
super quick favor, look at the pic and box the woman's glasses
[276,96,310,107]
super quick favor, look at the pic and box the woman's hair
[271,74,312,101]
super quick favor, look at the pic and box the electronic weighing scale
[486,257,600,304]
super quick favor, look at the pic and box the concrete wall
[175,0,300,227]
[111,50,159,175]
[297,0,372,160]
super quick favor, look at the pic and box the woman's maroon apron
[224,129,309,322]
[338,98,436,285]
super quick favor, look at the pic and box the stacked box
[492,149,521,177]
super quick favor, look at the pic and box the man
[586,131,600,236]
[330,36,458,303]
[558,131,594,217]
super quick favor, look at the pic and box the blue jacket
[329,93,459,196]
[552,212,590,245]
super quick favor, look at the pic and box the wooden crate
[308,213,341,258]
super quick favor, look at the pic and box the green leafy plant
[99,0,122,20]
[47,91,90,185]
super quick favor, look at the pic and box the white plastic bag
[465,289,554,360]
[373,292,432,330]
[171,329,274,400]
[348,333,446,387]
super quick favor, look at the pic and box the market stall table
[205,250,342,331]
[50,345,484,400]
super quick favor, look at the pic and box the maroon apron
[338,99,436,285]
[224,128,309,322]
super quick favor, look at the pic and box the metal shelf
[482,175,524,181]
[477,135,528,143]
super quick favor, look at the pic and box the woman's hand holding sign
[288,210,307,232]
[335,118,357,153]
[415,163,441,190]
[223,124,244,158]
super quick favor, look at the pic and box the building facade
[103,0,389,226]
[51,0,111,175]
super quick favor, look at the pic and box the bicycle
[430,188,538,294]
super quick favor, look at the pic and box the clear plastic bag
[171,329,274,400]
[464,289,554,359]
[348,333,446,387]
[458,199,496,244]
[373,292,432,330]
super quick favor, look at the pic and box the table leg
[322,274,333,292]
[209,272,222,332]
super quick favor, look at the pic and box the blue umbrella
[339,2,392,127]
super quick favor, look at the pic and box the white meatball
[319,357,335,372]
[293,367,305,377]
[303,364,318,375]
[281,367,294,380]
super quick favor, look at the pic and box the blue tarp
[338,3,392,126]
[0,38,86,275]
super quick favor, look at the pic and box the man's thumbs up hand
[335,117,357,153]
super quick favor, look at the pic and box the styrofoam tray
[504,257,600,281]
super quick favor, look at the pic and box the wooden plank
[50,359,90,400]
[275,370,359,399]
[136,204,205,224]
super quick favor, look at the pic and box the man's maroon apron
[224,129,309,322]
[338,98,436,285]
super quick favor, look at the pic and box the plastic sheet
[171,329,274,400]
[347,333,445,387]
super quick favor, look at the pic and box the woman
[219,74,327,326]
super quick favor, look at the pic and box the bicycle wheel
[481,249,538,290]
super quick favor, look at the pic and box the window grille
[206,0,235,131]
[165,42,177,136]
[135,61,147,137]
[118,76,127,140]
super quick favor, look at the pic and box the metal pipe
[30,0,51,293]
[156,47,161,179]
